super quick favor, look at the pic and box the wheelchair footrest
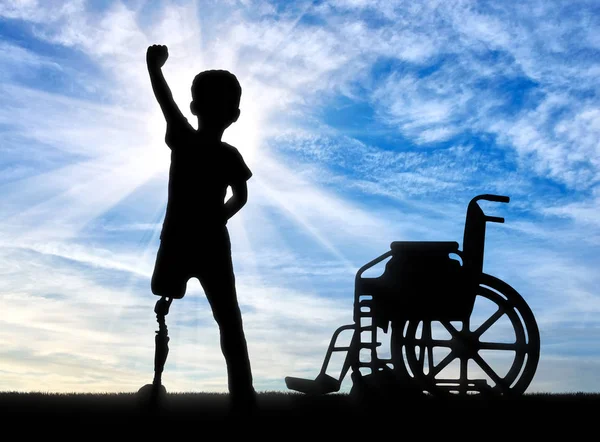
[285,373,341,395]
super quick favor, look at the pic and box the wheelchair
[285,194,540,397]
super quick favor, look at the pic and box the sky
[0,0,599,394]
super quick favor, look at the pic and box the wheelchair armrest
[355,250,394,280]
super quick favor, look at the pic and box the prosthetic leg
[138,296,173,406]
[152,296,173,387]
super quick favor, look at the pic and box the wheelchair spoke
[413,338,453,348]
[425,322,433,372]
[440,321,460,338]
[474,307,505,337]
[427,343,434,373]
[479,342,518,351]
[418,344,425,366]
[430,339,453,347]
[430,351,456,377]
[417,321,432,368]
[472,352,508,391]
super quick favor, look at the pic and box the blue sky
[0,0,599,394]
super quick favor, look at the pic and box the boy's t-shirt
[159,118,252,242]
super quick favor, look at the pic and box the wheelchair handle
[472,194,510,204]
[466,194,510,227]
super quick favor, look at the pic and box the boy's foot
[229,389,258,417]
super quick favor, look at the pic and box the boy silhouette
[143,44,256,412]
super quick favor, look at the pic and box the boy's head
[190,70,241,131]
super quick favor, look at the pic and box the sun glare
[222,84,263,168]
[143,111,172,174]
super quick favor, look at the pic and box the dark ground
[1,391,598,436]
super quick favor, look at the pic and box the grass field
[1,390,598,435]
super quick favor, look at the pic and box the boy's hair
[191,70,242,110]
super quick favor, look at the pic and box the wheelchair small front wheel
[393,273,540,397]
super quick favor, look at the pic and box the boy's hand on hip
[147,44,169,69]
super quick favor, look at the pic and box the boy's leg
[153,296,173,387]
[147,241,187,389]
[138,296,175,399]
[198,251,255,403]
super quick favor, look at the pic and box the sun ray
[103,203,167,337]
[253,176,356,273]
[0,146,168,243]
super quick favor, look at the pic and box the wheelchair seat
[390,241,459,255]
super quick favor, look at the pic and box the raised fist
[147,44,169,69]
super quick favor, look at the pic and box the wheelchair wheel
[391,273,540,396]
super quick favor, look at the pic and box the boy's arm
[223,180,248,222]
[146,45,188,138]
[223,147,252,223]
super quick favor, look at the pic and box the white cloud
[0,0,82,24]
[0,239,355,392]
[0,41,62,76]
[490,94,600,190]
[540,190,600,241]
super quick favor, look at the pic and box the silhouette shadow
[136,45,540,417]
[286,194,541,399]
[138,44,256,415]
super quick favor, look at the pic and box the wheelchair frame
[285,194,540,397]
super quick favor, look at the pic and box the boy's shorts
[151,228,234,299]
